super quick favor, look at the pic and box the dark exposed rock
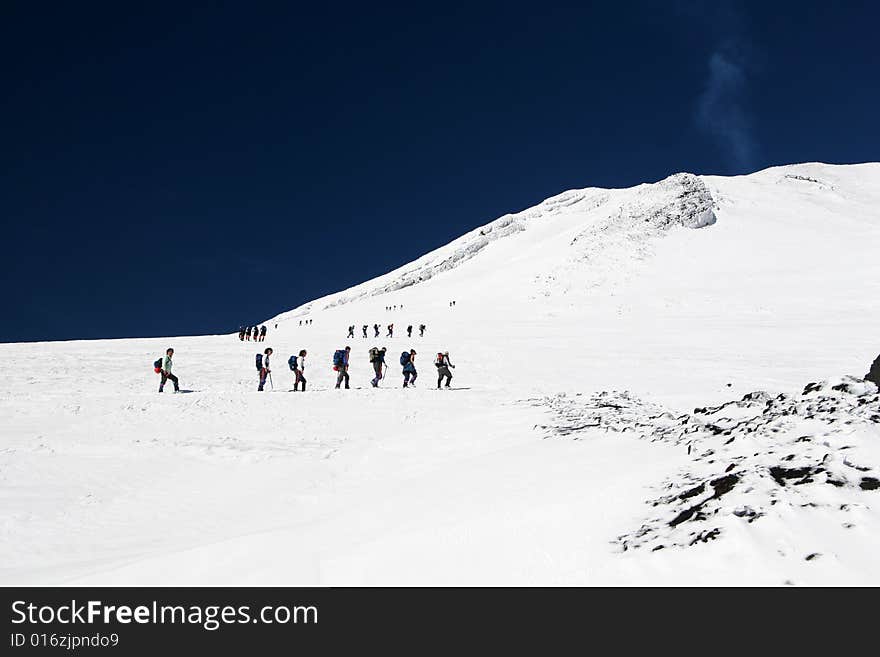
[679,483,706,500]
[769,466,815,486]
[860,477,880,491]
[710,474,739,497]
[689,528,721,545]
[669,506,698,527]
[866,354,880,387]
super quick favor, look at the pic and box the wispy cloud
[696,46,756,170]
[678,1,759,171]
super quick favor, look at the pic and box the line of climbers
[154,346,455,393]
[251,346,454,391]
[239,325,267,341]
[347,324,427,339]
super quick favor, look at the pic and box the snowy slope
[1,162,879,586]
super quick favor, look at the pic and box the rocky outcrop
[525,375,880,552]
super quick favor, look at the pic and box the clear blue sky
[2,1,877,342]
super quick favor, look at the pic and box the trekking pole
[269,372,274,390]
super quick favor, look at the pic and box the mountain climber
[369,346,387,387]
[387,323,394,338]
[419,324,426,337]
[158,348,180,393]
[362,324,368,338]
[290,349,307,391]
[334,346,352,389]
[407,325,413,338]
[260,325,267,342]
[238,326,245,341]
[401,349,417,387]
[347,325,355,339]
[435,351,455,389]
[257,347,273,391]
[373,323,380,338]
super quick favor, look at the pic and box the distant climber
[157,348,180,393]
[401,349,417,387]
[238,326,245,341]
[435,351,455,389]
[260,325,267,342]
[373,323,380,338]
[407,325,413,338]
[347,325,355,339]
[289,349,307,391]
[387,323,394,338]
[333,346,351,389]
[246,326,252,341]
[369,346,387,387]
[362,324,368,338]
[419,324,426,337]
[257,347,273,391]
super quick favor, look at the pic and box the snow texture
[2,162,879,585]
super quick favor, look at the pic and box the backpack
[333,350,346,369]
[400,351,411,366]
[288,355,298,371]
[255,353,263,371]
[369,347,379,363]
[153,358,162,374]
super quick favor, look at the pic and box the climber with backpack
[347,325,355,339]
[369,346,387,387]
[260,325,267,342]
[419,324,426,337]
[407,325,413,338]
[289,349,307,391]
[401,349,417,387]
[238,326,245,341]
[333,346,352,389]
[387,323,394,338]
[373,323,380,338]
[362,324,368,338]
[157,348,180,393]
[435,351,455,389]
[257,347,273,391]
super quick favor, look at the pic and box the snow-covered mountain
[2,162,879,585]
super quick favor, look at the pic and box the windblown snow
[2,162,879,585]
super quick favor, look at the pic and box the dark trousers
[336,368,350,389]
[159,372,179,392]
[437,366,452,388]
[258,368,269,391]
[403,368,417,386]
[372,362,384,386]
[294,369,306,391]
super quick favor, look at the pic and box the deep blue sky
[2,1,877,342]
